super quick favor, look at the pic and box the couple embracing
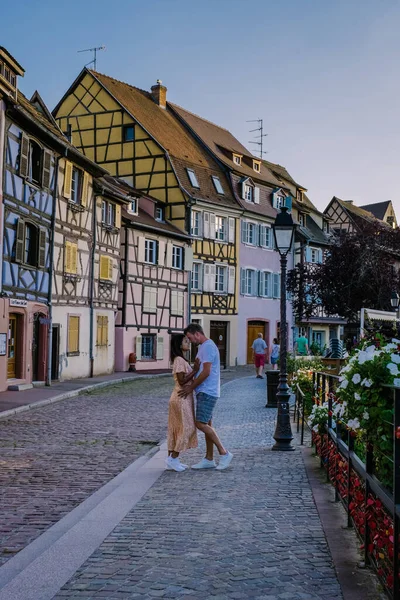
[166,323,233,472]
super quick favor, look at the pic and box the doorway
[32,312,47,382]
[7,314,17,378]
[247,321,269,364]
[210,321,228,368]
[51,324,60,380]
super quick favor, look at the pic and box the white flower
[394,378,400,387]
[312,425,319,432]
[387,363,399,376]
[357,351,373,365]
[339,379,349,389]
[392,338,400,344]
[354,393,361,401]
[391,353,400,364]
[384,343,397,351]
[361,378,373,388]
[366,345,376,354]
[363,411,369,420]
[352,373,361,384]
[347,418,360,431]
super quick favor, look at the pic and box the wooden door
[210,321,227,368]
[51,325,60,380]
[247,321,267,364]
[7,315,17,378]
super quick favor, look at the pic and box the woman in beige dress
[166,334,198,472]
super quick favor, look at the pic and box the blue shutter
[273,273,280,298]
[272,192,278,209]
[305,246,311,263]
[256,224,261,246]
[257,270,262,296]
[252,271,257,296]
[285,195,292,211]
[241,220,247,243]
[240,268,246,295]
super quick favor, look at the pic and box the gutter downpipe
[89,191,98,378]
[46,152,61,386]
[0,99,6,294]
[187,202,193,324]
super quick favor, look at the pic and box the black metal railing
[296,371,400,599]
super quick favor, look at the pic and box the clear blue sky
[2,0,399,215]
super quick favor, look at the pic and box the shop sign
[10,299,27,307]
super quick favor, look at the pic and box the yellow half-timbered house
[53,70,242,366]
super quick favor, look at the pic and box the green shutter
[15,219,25,263]
[42,150,52,189]
[19,134,29,178]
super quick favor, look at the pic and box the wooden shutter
[284,195,292,211]
[150,287,157,312]
[68,316,79,353]
[156,335,164,360]
[241,220,247,243]
[210,264,216,292]
[96,316,102,346]
[254,187,260,204]
[273,273,280,298]
[158,240,166,266]
[143,287,150,311]
[305,247,311,263]
[210,213,216,239]
[38,228,46,268]
[71,243,78,274]
[42,150,52,189]
[240,268,246,295]
[166,242,173,267]
[19,134,29,178]
[63,161,73,199]
[108,257,113,280]
[136,335,142,360]
[228,217,235,243]
[272,191,278,209]
[171,290,178,314]
[203,264,211,292]
[241,180,246,200]
[178,291,184,315]
[115,204,121,228]
[100,256,109,280]
[65,241,71,272]
[15,219,25,263]
[138,236,145,262]
[251,270,257,296]
[203,212,210,238]
[81,171,89,207]
[184,246,193,271]
[228,266,235,294]
[258,271,263,296]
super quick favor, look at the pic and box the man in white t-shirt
[251,333,268,379]
[178,323,233,471]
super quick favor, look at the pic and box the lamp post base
[271,388,295,451]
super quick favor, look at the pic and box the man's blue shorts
[196,392,218,423]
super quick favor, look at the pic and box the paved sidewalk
[51,376,343,600]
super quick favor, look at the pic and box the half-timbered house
[53,71,241,366]
[169,104,294,364]
[52,163,129,381]
[116,186,191,371]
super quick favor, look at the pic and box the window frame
[172,245,184,269]
[233,154,242,166]
[215,264,227,294]
[244,184,253,202]
[215,215,227,242]
[253,160,261,173]
[101,199,116,227]
[211,175,225,195]
[123,125,135,142]
[155,206,164,222]
[144,239,157,264]
[260,224,272,249]
[127,198,138,214]
[246,222,257,245]
[191,261,202,292]
[141,334,156,359]
[191,210,201,237]
[70,166,83,205]
[186,168,200,188]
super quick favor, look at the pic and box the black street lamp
[271,206,296,451]
[391,291,400,312]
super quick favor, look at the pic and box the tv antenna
[77,45,106,71]
[247,118,268,159]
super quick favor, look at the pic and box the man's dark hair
[170,334,186,362]
[184,323,204,335]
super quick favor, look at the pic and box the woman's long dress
[167,356,198,452]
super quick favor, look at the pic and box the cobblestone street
[0,368,253,567]
[52,376,343,600]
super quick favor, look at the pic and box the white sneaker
[191,458,216,469]
[216,451,233,470]
[165,456,186,472]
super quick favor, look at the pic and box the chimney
[151,80,167,109]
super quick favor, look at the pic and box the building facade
[53,70,241,366]
[117,190,191,371]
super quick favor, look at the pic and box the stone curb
[0,373,171,422]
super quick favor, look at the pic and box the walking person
[252,332,268,379]
[166,334,198,472]
[294,333,309,356]
[178,323,233,471]
[270,338,280,370]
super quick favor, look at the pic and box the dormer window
[253,161,261,173]
[233,154,242,166]
[298,213,305,227]
[128,198,138,214]
[211,176,224,195]
[244,184,253,202]
[323,220,329,233]
[297,190,303,202]
[155,206,164,222]
[187,168,200,188]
